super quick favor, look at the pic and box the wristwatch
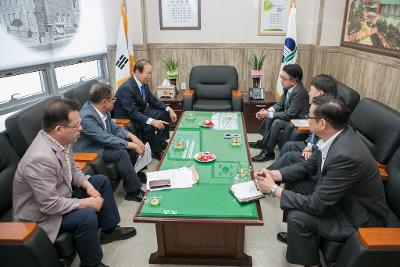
[269,184,278,197]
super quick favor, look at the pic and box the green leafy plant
[247,51,267,70]
[161,56,180,79]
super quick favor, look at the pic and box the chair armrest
[376,162,389,180]
[75,161,87,171]
[0,222,37,243]
[288,121,310,132]
[113,118,130,127]
[73,152,99,162]
[183,89,195,111]
[231,89,243,111]
[358,228,400,249]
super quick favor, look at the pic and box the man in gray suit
[256,95,388,266]
[13,98,136,267]
[74,82,146,202]
[250,64,309,162]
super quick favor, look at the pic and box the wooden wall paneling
[311,47,341,78]
[379,67,400,111]
[358,59,387,100]
[106,44,399,111]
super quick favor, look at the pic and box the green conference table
[134,111,263,266]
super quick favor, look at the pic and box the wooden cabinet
[158,90,184,129]
[242,91,276,133]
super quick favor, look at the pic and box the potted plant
[248,51,267,88]
[161,56,180,88]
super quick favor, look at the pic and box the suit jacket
[13,130,88,242]
[113,77,168,125]
[74,101,130,155]
[280,127,388,234]
[272,82,309,121]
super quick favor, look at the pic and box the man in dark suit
[256,95,388,266]
[13,98,136,267]
[268,74,337,170]
[74,83,146,202]
[113,59,177,160]
[250,64,309,162]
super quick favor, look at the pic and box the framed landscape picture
[341,0,400,57]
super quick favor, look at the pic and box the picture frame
[159,0,201,30]
[341,0,400,58]
[258,0,291,36]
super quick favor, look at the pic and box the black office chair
[63,79,99,109]
[183,66,242,111]
[0,132,76,267]
[349,98,400,165]
[321,145,400,267]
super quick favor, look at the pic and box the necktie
[140,85,146,101]
[285,91,291,109]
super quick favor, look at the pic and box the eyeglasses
[104,97,116,102]
[63,120,82,130]
[280,75,293,81]
[305,115,321,120]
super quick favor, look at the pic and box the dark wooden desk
[158,90,184,129]
[242,91,276,133]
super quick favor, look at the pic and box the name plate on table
[156,85,176,98]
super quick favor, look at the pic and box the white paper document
[212,113,239,130]
[146,167,195,191]
[230,181,265,203]
[290,119,309,128]
[134,143,152,172]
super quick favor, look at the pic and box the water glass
[231,136,241,146]
[237,163,248,179]
[186,112,195,120]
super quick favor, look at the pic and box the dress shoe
[124,189,144,202]
[249,140,263,149]
[252,150,275,162]
[277,232,288,244]
[161,140,169,150]
[80,262,110,267]
[137,171,147,183]
[100,225,137,244]
[152,151,163,161]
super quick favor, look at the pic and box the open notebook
[229,181,265,203]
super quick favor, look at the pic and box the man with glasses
[114,59,177,160]
[13,98,137,267]
[268,74,337,170]
[255,95,388,267]
[74,82,147,202]
[250,64,309,162]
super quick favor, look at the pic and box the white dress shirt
[316,129,344,171]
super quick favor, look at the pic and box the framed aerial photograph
[341,0,400,58]
[159,0,201,30]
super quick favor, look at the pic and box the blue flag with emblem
[275,0,297,99]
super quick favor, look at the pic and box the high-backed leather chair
[349,98,400,165]
[5,96,60,158]
[183,66,242,111]
[63,79,99,109]
[0,132,76,267]
[321,145,400,267]
[336,81,360,112]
